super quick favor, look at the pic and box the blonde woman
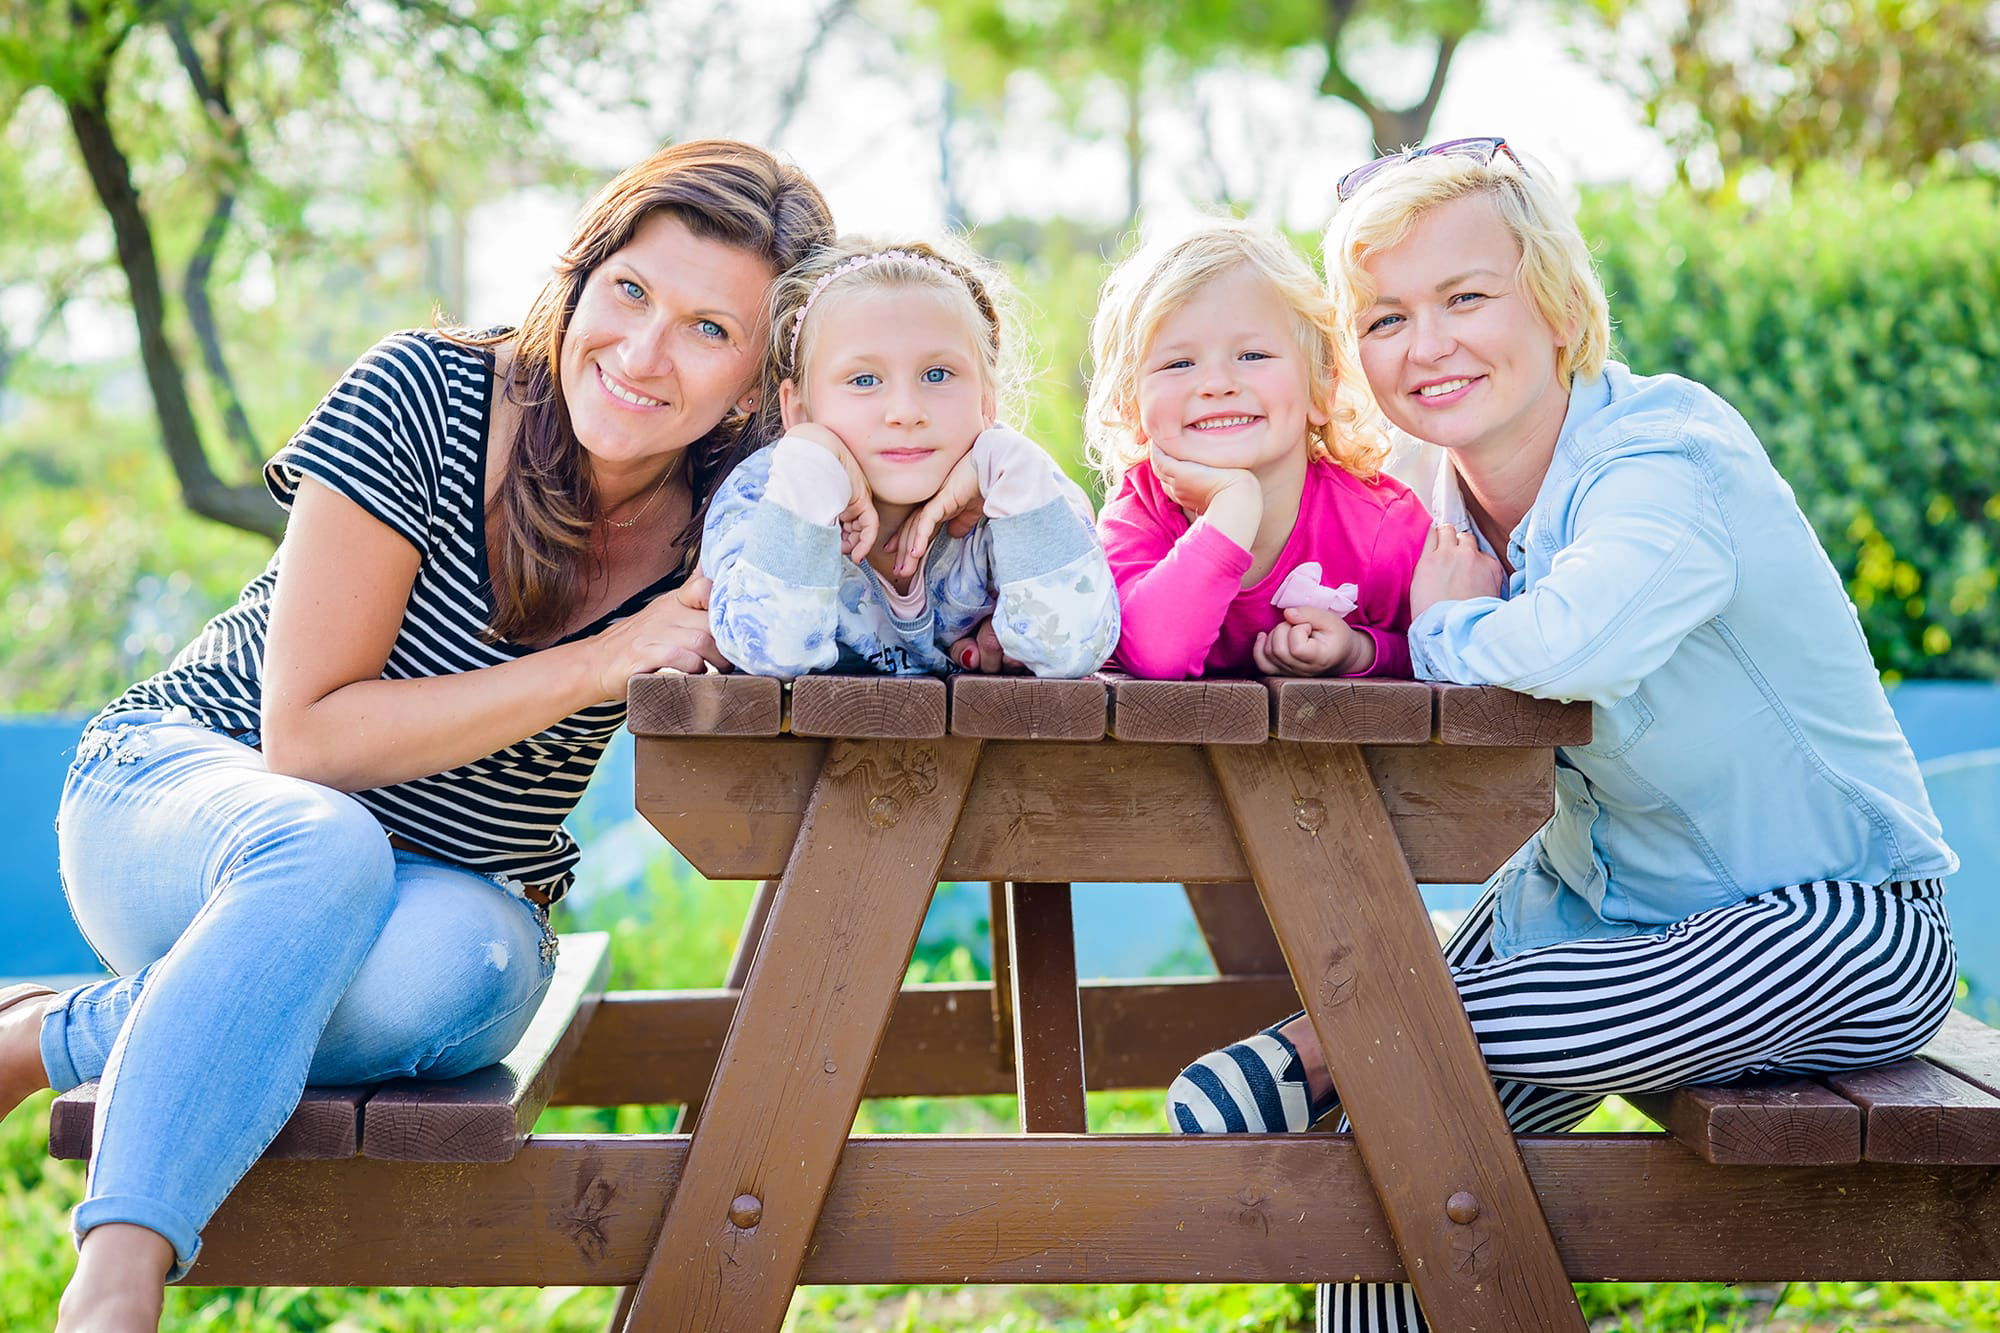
[1170,139,1957,1333]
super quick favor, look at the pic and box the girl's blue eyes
[923,367,951,383]
[1156,351,1273,371]
[850,373,880,388]
[845,368,954,387]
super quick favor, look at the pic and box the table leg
[1006,882,1087,1133]
[989,881,1015,1073]
[622,737,984,1333]
[1182,882,1289,975]
[1208,741,1585,1333]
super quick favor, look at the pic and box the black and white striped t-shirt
[99,330,680,900]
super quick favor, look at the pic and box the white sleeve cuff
[762,435,854,526]
[972,425,1066,520]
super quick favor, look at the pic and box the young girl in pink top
[1088,220,1430,679]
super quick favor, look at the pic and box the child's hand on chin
[788,422,880,561]
[893,450,985,578]
[1148,442,1259,518]
[1252,608,1373,677]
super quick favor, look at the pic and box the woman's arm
[1409,449,1737,705]
[261,479,717,791]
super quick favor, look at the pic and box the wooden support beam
[637,739,1552,885]
[362,932,612,1163]
[622,738,980,1331]
[186,1135,2000,1287]
[1182,882,1289,976]
[1209,740,1585,1331]
[1006,882,1087,1133]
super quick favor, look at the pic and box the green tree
[1571,0,2000,184]
[906,0,1492,223]
[0,1,634,539]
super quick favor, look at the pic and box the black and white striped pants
[1314,876,1956,1333]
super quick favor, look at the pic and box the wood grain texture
[551,976,1301,1107]
[1006,882,1088,1133]
[950,675,1108,739]
[1209,740,1585,1332]
[989,883,1015,1074]
[186,1135,2000,1287]
[49,1083,370,1162]
[362,932,611,1163]
[638,739,1551,885]
[623,737,981,1332]
[1182,883,1290,975]
[789,676,947,738]
[1627,1079,1861,1165]
[1823,1058,2000,1164]
[1917,1009,2000,1098]
[1434,685,1592,746]
[1267,678,1433,743]
[1108,677,1268,743]
[627,673,783,737]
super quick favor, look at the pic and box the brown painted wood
[950,675,1107,739]
[1107,677,1268,743]
[1823,1058,2000,1164]
[551,976,1302,1106]
[1267,678,1433,743]
[789,675,947,738]
[49,1083,370,1162]
[1208,740,1585,1332]
[988,882,1015,1073]
[186,1134,2000,1287]
[362,932,611,1163]
[1917,1009,2000,1098]
[1434,684,1592,746]
[1627,1078,1861,1165]
[1006,882,1088,1133]
[627,673,783,737]
[622,738,981,1332]
[679,883,779,1135]
[1182,883,1289,975]
[638,738,1550,885]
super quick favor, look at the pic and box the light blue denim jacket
[1408,364,1956,958]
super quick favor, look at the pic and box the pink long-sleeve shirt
[1100,456,1432,679]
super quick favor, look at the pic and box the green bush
[1581,172,2000,681]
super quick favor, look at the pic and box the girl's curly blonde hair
[1084,218,1387,494]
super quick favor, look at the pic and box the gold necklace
[603,453,684,530]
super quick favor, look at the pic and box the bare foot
[1278,1014,1335,1104]
[0,986,56,1123]
[56,1224,173,1333]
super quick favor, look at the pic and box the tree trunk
[63,81,282,541]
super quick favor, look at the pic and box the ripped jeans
[43,711,558,1280]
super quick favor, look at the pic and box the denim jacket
[1407,364,1956,958]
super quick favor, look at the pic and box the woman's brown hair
[467,140,833,644]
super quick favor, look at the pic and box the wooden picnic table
[614,670,1595,1332]
[54,669,2000,1327]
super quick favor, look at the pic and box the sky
[464,3,1672,327]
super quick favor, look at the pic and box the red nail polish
[960,647,976,668]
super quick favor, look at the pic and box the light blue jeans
[42,711,559,1280]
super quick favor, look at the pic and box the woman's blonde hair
[767,234,1026,426]
[1321,152,1610,386]
[1084,218,1386,494]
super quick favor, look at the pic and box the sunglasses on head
[1335,137,1524,203]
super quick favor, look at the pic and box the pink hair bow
[1271,562,1359,616]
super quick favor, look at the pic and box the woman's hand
[787,422,880,561]
[1252,608,1374,677]
[585,574,732,704]
[947,617,1026,674]
[1411,524,1507,621]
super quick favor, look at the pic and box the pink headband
[786,249,960,371]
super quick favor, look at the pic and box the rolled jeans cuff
[38,990,90,1093]
[73,1194,203,1282]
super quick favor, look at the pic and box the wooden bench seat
[49,931,610,1165]
[1633,1011,2000,1164]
